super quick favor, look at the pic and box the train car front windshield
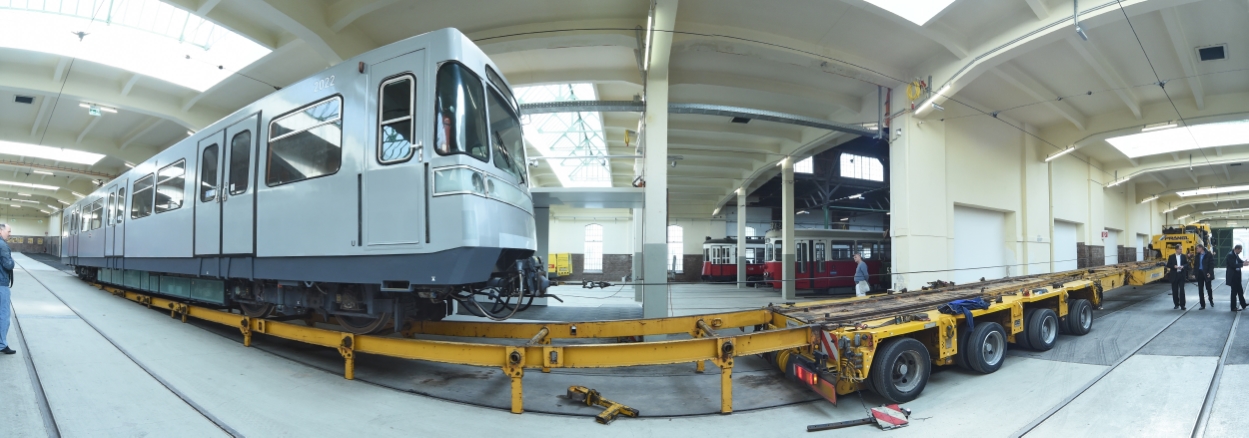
[435,62,490,161]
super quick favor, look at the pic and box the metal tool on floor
[807,404,911,432]
[567,386,639,424]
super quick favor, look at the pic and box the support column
[736,189,746,288]
[889,113,949,290]
[641,0,677,319]
[633,207,644,301]
[781,158,796,300]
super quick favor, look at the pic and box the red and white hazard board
[870,404,910,430]
[819,330,839,364]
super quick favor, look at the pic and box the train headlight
[471,171,486,194]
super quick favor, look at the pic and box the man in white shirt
[1167,245,1189,310]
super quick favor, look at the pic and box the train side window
[132,174,155,219]
[268,96,344,186]
[201,145,219,202]
[229,131,251,194]
[116,187,126,224]
[434,62,489,162]
[106,192,114,226]
[90,198,103,230]
[379,76,415,163]
[155,160,186,213]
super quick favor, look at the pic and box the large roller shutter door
[953,206,1007,283]
[1055,221,1078,272]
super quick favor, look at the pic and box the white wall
[952,206,1006,283]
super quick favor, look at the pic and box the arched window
[745,226,757,237]
[584,224,603,273]
[668,225,683,273]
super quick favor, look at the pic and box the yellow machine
[548,253,572,277]
[1149,223,1211,259]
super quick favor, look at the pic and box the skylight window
[0,0,271,92]
[861,0,957,26]
[1106,119,1249,159]
[0,140,105,165]
[515,84,611,188]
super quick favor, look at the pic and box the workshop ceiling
[0,0,1246,218]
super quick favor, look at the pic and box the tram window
[131,174,155,219]
[487,87,526,185]
[704,248,709,261]
[434,62,489,162]
[201,144,219,202]
[90,199,103,230]
[268,96,344,186]
[766,243,773,262]
[229,131,251,194]
[378,76,415,163]
[815,242,825,272]
[155,160,186,213]
[116,187,125,224]
[486,66,517,111]
[832,244,851,260]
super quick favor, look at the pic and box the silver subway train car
[60,28,548,333]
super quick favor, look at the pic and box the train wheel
[337,312,393,335]
[964,322,1006,374]
[1024,308,1059,351]
[1063,299,1093,336]
[239,302,275,318]
[868,337,930,403]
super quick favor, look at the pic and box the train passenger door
[364,50,426,247]
[221,115,259,255]
[104,185,116,257]
[195,131,226,256]
[113,181,126,257]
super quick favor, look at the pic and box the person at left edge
[0,224,16,355]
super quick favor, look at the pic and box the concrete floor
[3,252,1248,437]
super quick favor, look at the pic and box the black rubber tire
[1024,308,1060,351]
[964,322,1007,374]
[1015,310,1035,350]
[1065,299,1093,336]
[868,337,931,403]
[954,326,973,370]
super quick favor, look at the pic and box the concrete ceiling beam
[326,0,398,33]
[992,63,1086,131]
[1067,37,1143,120]
[1159,7,1204,110]
[0,66,223,130]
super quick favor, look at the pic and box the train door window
[229,131,252,194]
[132,174,155,219]
[201,144,219,202]
[155,160,186,213]
[106,192,114,226]
[487,87,525,185]
[434,62,489,162]
[116,187,125,224]
[90,199,103,230]
[732,247,737,263]
[704,247,709,261]
[797,242,807,273]
[815,242,826,272]
[773,240,782,261]
[378,75,415,163]
[268,96,344,186]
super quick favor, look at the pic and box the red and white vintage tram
[700,236,767,282]
[762,229,890,293]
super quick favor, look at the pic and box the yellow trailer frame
[85,260,1164,415]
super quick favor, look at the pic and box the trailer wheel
[1024,308,1059,351]
[964,322,1007,374]
[954,327,972,370]
[868,337,931,403]
[1064,299,1093,336]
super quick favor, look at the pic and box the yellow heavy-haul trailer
[1149,223,1211,259]
[767,260,1165,404]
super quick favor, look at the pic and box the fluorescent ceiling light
[17,193,29,196]
[1045,146,1075,162]
[78,103,117,113]
[46,204,56,209]
[1142,121,1178,132]
[849,193,864,199]
[71,191,84,198]
[862,0,957,25]
[1106,119,1249,158]
[39,210,49,214]
[1140,195,1160,204]
[1106,176,1130,187]
[1202,207,1249,215]
[58,200,70,205]
[0,1,270,92]
[1177,185,1249,197]
[0,180,59,191]
[840,217,850,221]
[10,205,20,208]
[33,170,53,176]
[1178,215,1190,221]
[0,140,104,165]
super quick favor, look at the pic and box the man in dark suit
[1194,244,1215,309]
[1167,245,1188,310]
[1229,245,1248,311]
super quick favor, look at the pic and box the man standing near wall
[1167,245,1188,310]
[1194,244,1215,310]
[0,224,14,355]
[853,253,869,297]
[1228,245,1247,312]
